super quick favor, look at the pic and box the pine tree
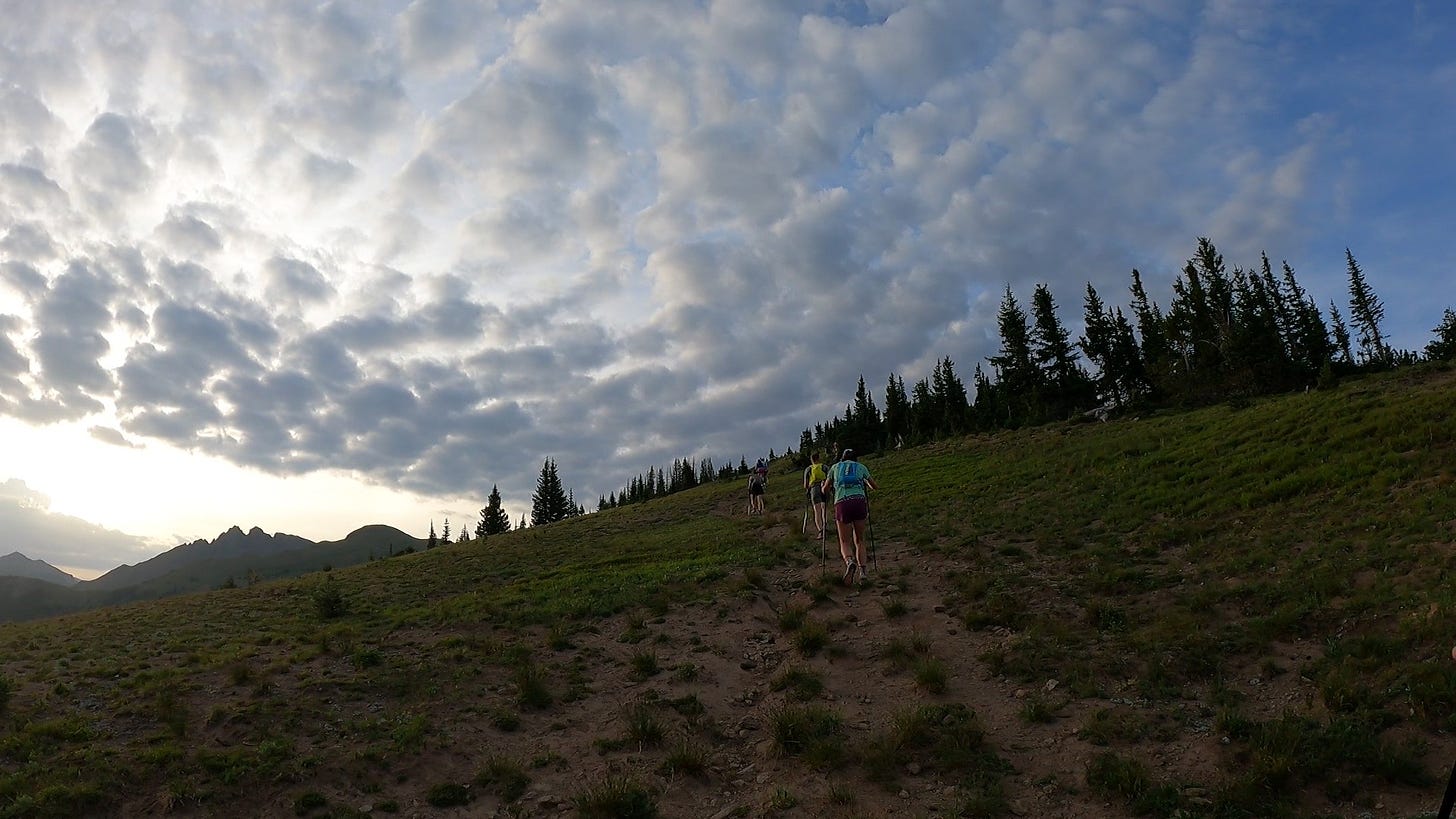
[987,287,1039,425]
[531,458,571,525]
[1427,308,1456,361]
[481,485,511,536]
[1328,301,1354,365]
[1345,249,1391,367]
[1129,268,1169,395]
[849,375,882,447]
[1030,283,1090,416]
[441,518,450,544]
[882,373,910,448]
[427,521,437,550]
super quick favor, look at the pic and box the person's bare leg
[852,520,868,568]
[836,518,855,582]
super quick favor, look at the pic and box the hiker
[803,451,829,538]
[823,448,877,585]
[747,469,766,516]
[754,457,769,485]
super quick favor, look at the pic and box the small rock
[1014,689,1028,699]
[906,762,922,775]
[1044,679,1058,692]
[933,604,946,613]
[898,789,911,799]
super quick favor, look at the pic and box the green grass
[3,366,1456,814]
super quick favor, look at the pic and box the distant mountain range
[0,552,80,586]
[0,524,424,623]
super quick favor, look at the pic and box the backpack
[749,474,764,490]
[835,461,864,487]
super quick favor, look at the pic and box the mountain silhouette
[0,524,424,623]
[0,552,81,586]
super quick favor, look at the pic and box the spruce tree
[1030,283,1090,415]
[988,287,1039,425]
[882,373,910,448]
[481,485,511,536]
[531,458,571,525]
[427,521,437,550]
[1345,249,1390,367]
[1328,301,1354,365]
[1427,308,1456,361]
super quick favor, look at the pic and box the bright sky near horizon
[1,1,1453,578]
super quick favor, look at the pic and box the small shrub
[880,598,909,618]
[351,648,383,669]
[769,787,797,810]
[624,702,666,747]
[778,602,809,631]
[771,704,845,767]
[426,782,470,807]
[660,742,710,778]
[293,792,327,815]
[795,620,830,657]
[630,651,660,680]
[475,756,530,803]
[1019,692,1057,724]
[489,707,520,732]
[515,663,553,710]
[573,775,658,819]
[770,667,824,702]
[912,657,948,694]
[312,578,348,619]
[671,663,699,682]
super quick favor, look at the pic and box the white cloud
[0,0,1447,569]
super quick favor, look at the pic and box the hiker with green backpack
[822,449,878,585]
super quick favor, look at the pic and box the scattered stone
[933,604,946,613]
[898,789,911,799]
[1044,679,1059,692]
[1014,689,1028,699]
[906,762,922,775]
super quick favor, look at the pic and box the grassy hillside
[2,365,1456,818]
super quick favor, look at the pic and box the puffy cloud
[0,0,1446,560]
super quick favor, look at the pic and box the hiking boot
[843,559,857,585]
[857,564,869,585]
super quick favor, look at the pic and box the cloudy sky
[1,1,1452,578]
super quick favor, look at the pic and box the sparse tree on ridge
[427,521,437,550]
[478,484,511,538]
[1427,308,1456,361]
[1345,249,1391,367]
[531,458,572,525]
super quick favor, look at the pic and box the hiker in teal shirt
[823,449,877,585]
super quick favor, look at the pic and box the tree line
[435,238,1455,543]
[798,239,1454,455]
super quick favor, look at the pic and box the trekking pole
[867,494,878,573]
[1440,756,1456,819]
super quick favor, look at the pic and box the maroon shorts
[834,496,867,523]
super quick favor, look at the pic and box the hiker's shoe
[843,559,857,585]
[857,564,869,585]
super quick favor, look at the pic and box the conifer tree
[531,458,571,525]
[427,521,437,550]
[480,485,511,536]
[441,518,450,544]
[1345,249,1390,367]
[882,373,910,448]
[1427,308,1456,361]
[1129,268,1169,393]
[988,287,1039,425]
[1328,301,1354,365]
[1031,283,1091,415]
